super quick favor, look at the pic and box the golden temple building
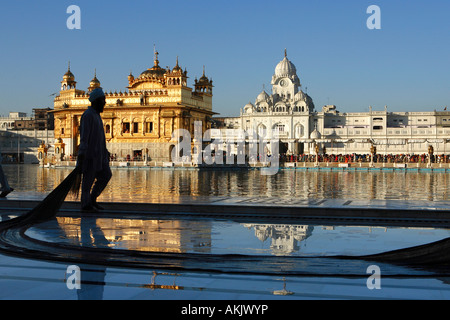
[52,51,214,162]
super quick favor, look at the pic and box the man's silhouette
[77,88,111,212]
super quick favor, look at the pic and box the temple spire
[153,44,159,67]
[284,48,287,57]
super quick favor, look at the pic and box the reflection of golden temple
[56,217,212,253]
[142,271,184,291]
[37,142,48,166]
[53,52,215,162]
[25,166,450,203]
[243,223,313,255]
[54,138,65,161]
[143,284,183,290]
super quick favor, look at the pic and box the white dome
[275,57,297,78]
[244,102,254,114]
[310,129,321,140]
[294,91,305,101]
[256,90,269,102]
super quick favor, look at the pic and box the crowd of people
[66,152,448,165]
[280,153,449,164]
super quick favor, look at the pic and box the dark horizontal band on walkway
[1,199,449,228]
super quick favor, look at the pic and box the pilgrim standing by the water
[77,88,112,212]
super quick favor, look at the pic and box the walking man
[77,88,111,212]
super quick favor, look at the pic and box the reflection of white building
[243,223,313,255]
[214,51,450,156]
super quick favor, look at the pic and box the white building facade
[0,112,54,164]
[216,52,450,158]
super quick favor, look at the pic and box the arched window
[294,123,304,139]
[274,124,285,133]
[257,124,267,138]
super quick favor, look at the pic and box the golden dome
[172,56,182,73]
[90,78,100,87]
[197,66,211,84]
[87,70,101,92]
[140,50,166,78]
[140,65,166,78]
[90,78,100,85]
[63,70,74,80]
[63,62,75,80]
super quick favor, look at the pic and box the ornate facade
[53,52,214,162]
[216,51,450,157]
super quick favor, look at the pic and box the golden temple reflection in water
[50,217,443,257]
[96,169,449,203]
[7,165,449,203]
[3,165,450,203]
[142,270,184,291]
[56,217,212,253]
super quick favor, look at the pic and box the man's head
[89,88,106,113]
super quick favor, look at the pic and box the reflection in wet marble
[54,217,212,253]
[2,165,450,299]
[25,216,450,257]
[242,224,313,255]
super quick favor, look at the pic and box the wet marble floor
[1,193,450,301]
[2,253,450,301]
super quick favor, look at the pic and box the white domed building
[235,50,316,154]
[214,50,450,158]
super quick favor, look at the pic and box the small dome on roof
[310,129,321,140]
[63,70,74,80]
[90,74,100,86]
[256,90,269,102]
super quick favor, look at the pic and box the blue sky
[0,0,449,117]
